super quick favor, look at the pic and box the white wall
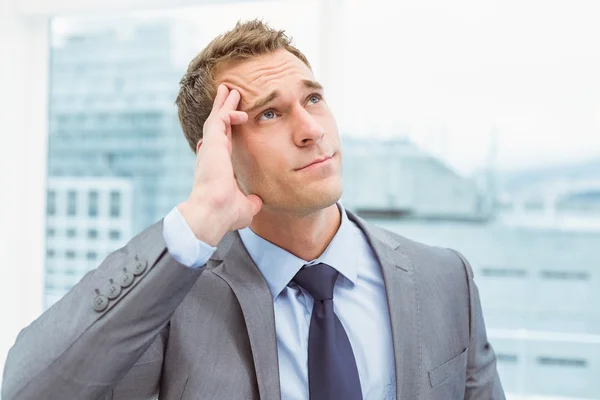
[0,0,49,385]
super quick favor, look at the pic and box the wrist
[176,200,230,247]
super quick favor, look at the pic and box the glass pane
[40,1,600,398]
[47,190,56,215]
[66,190,77,216]
[109,191,121,218]
[88,190,98,217]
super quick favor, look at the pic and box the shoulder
[360,219,471,283]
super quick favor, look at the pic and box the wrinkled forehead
[215,49,316,109]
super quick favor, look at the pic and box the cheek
[310,107,338,133]
[231,136,269,182]
[234,125,295,180]
[246,144,291,185]
[323,109,338,129]
[231,136,252,181]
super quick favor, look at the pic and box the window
[497,354,518,363]
[47,190,56,215]
[541,271,589,281]
[66,228,76,238]
[65,250,76,259]
[47,228,56,237]
[67,190,77,216]
[481,268,527,278]
[46,249,55,258]
[88,191,98,217]
[537,357,588,368]
[36,4,600,399]
[109,191,121,218]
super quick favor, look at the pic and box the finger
[229,111,248,125]
[246,194,263,216]
[212,84,229,111]
[221,89,242,112]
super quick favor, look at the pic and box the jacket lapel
[210,231,281,400]
[347,211,421,399]
[208,210,421,400]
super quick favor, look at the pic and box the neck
[249,203,341,261]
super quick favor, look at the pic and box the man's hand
[177,84,263,246]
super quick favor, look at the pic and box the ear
[196,138,203,153]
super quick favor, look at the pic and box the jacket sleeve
[451,249,506,400]
[1,219,205,400]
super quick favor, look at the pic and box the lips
[296,154,334,170]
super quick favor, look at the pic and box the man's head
[176,20,343,215]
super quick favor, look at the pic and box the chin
[299,181,343,210]
[259,176,342,212]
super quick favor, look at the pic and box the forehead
[215,49,316,108]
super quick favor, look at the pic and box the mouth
[295,153,335,171]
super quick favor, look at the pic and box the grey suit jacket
[2,209,505,399]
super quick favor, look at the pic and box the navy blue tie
[293,263,363,400]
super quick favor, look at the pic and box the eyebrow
[302,79,323,90]
[244,79,324,113]
[245,90,280,113]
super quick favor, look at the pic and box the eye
[258,110,277,121]
[307,94,322,106]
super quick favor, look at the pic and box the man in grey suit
[2,20,505,400]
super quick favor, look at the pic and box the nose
[291,106,324,146]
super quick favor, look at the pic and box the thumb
[246,194,263,216]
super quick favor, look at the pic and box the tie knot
[292,263,339,301]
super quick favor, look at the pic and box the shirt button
[104,279,121,299]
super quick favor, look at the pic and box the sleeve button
[132,259,148,276]
[104,279,122,299]
[93,289,109,312]
[120,269,134,288]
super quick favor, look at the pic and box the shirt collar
[238,202,360,299]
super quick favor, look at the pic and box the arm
[2,84,262,400]
[451,249,506,400]
[1,215,209,400]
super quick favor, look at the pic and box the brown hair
[175,19,311,153]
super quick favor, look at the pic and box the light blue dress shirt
[163,202,396,400]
